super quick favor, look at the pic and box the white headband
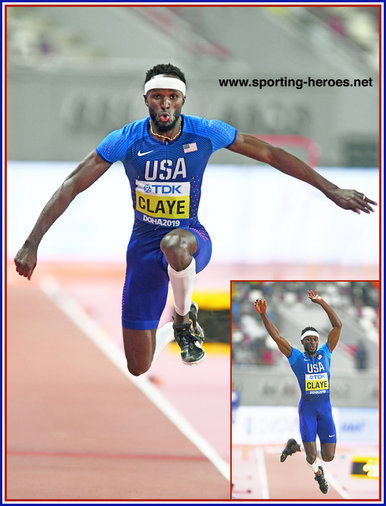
[301,330,319,339]
[144,76,186,96]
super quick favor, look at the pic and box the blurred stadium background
[232,281,380,500]
[6,5,379,166]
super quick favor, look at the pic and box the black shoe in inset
[280,438,298,462]
[314,466,328,494]
[174,321,206,365]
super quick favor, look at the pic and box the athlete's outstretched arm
[14,151,111,280]
[308,290,342,352]
[228,133,376,214]
[254,299,292,357]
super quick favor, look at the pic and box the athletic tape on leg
[168,258,196,316]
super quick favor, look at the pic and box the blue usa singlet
[96,114,237,329]
[288,343,337,444]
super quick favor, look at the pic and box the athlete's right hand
[14,243,37,280]
[254,299,266,314]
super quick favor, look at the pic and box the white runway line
[323,468,351,500]
[40,275,230,482]
[255,446,270,499]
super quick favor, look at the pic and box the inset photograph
[232,281,380,501]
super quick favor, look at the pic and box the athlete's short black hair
[301,326,318,338]
[144,63,186,85]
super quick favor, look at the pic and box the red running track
[6,265,230,501]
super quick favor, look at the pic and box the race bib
[135,180,190,227]
[305,372,329,394]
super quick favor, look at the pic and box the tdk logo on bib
[143,183,182,195]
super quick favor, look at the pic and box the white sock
[153,322,174,361]
[308,459,319,474]
[167,258,196,317]
[316,448,322,460]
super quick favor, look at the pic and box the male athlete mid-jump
[15,62,371,377]
[255,290,341,494]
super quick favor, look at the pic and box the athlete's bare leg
[160,228,205,364]
[287,440,334,468]
[282,438,329,493]
[160,228,198,325]
[160,228,198,271]
[320,442,336,462]
[122,229,200,376]
[287,441,321,475]
[303,441,318,465]
[122,328,156,376]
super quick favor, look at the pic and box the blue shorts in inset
[121,224,212,330]
[298,399,337,444]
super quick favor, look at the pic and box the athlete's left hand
[308,290,323,303]
[327,188,377,215]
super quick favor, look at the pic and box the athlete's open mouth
[159,113,170,122]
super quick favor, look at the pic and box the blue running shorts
[121,225,212,330]
[298,399,337,444]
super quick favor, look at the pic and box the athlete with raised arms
[255,290,342,494]
[15,63,373,376]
